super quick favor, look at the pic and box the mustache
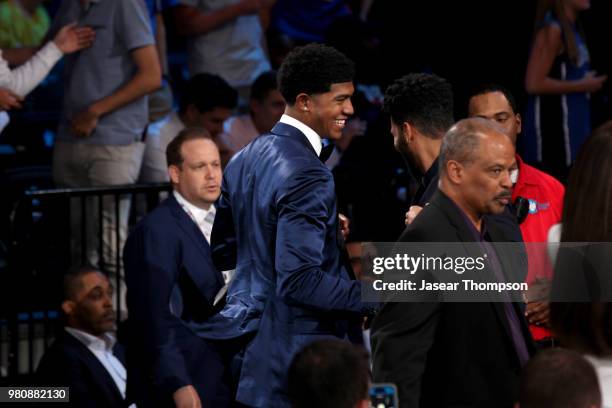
[102,310,116,320]
[494,190,512,200]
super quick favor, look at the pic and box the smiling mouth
[334,119,346,128]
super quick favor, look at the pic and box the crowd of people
[2,0,612,407]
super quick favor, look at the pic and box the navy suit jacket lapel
[62,331,124,404]
[271,122,319,158]
[166,195,224,288]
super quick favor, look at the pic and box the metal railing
[2,183,171,381]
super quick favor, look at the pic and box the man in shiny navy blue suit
[123,129,231,407]
[205,44,372,407]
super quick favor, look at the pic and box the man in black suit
[123,128,230,407]
[371,118,535,408]
[37,266,127,407]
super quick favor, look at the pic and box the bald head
[439,117,516,224]
[439,117,512,175]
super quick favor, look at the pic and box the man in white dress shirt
[36,266,130,407]
[218,71,286,166]
[140,73,237,182]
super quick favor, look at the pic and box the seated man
[140,73,237,181]
[36,266,128,407]
[288,340,370,408]
[124,128,230,407]
[218,70,286,161]
[517,348,601,408]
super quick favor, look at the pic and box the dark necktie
[319,143,335,163]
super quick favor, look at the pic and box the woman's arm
[525,24,606,95]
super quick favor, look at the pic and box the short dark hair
[180,73,238,114]
[519,348,601,408]
[468,83,519,114]
[250,71,279,102]
[288,340,370,408]
[383,73,454,138]
[63,265,105,301]
[439,118,494,174]
[166,128,213,168]
[278,43,355,105]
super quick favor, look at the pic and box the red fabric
[512,155,565,340]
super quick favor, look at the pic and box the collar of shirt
[173,190,215,226]
[65,327,116,352]
[279,114,322,156]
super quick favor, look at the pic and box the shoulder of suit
[40,332,89,362]
[228,132,316,165]
[401,202,454,241]
[130,200,181,237]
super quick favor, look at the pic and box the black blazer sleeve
[372,300,441,407]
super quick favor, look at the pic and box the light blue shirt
[49,0,155,145]
[179,0,270,87]
[64,327,132,405]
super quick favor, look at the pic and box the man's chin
[201,194,220,205]
[488,202,507,215]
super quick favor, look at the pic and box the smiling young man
[206,43,372,407]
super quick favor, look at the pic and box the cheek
[501,122,514,135]
[486,179,501,197]
[81,304,99,320]
[472,177,493,197]
[184,172,201,189]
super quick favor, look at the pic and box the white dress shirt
[174,191,216,243]
[64,327,131,405]
[279,114,322,156]
[174,190,235,284]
